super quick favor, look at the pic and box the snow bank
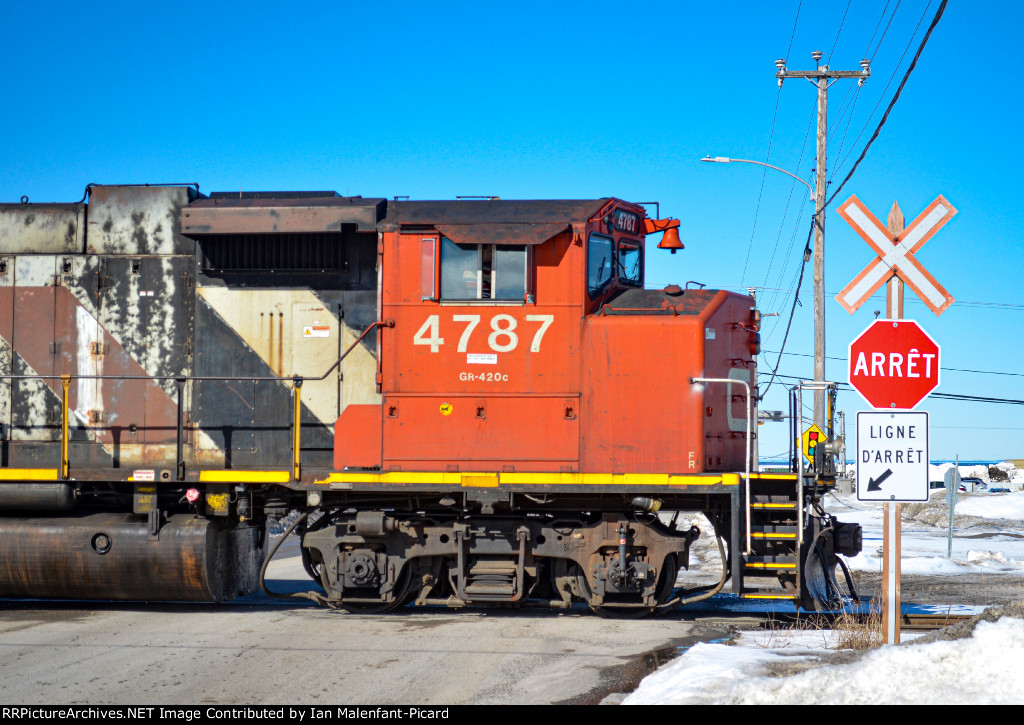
[954,492,1024,519]
[624,617,1024,705]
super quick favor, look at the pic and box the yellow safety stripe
[750,532,797,539]
[741,594,796,600]
[312,471,759,487]
[749,502,797,509]
[199,470,292,483]
[0,468,59,481]
[0,467,795,489]
[744,562,797,569]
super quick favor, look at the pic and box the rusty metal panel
[0,253,199,468]
[86,186,197,255]
[435,223,569,247]
[9,256,58,442]
[0,204,84,254]
[182,196,385,235]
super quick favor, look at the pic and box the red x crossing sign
[835,195,957,316]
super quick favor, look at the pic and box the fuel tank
[0,513,265,602]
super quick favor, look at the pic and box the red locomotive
[0,184,860,614]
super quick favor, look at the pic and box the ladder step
[749,502,797,510]
[749,524,794,536]
[743,556,797,570]
[741,591,798,600]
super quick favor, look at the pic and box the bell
[657,226,684,254]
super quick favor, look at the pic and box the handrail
[3,319,393,482]
[0,319,392,384]
[689,376,752,554]
[793,379,840,547]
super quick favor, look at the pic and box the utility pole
[776,52,870,429]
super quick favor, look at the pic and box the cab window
[588,233,614,297]
[617,242,642,286]
[441,237,527,301]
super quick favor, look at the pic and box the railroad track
[901,612,973,630]
[688,604,976,632]
[780,610,973,631]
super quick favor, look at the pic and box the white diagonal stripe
[878,206,949,308]
[842,203,949,310]
[840,259,889,309]
[844,204,892,252]
[838,204,896,309]
[901,204,948,252]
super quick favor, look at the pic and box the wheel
[337,562,414,614]
[584,554,678,619]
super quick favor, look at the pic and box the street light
[701,156,813,200]
[702,153,826,427]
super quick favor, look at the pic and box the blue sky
[2,1,1020,461]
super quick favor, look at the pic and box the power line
[825,0,948,209]
[760,99,816,311]
[758,372,1024,406]
[762,349,1024,378]
[757,222,814,401]
[643,282,1024,313]
[869,0,902,59]
[739,2,803,285]
[826,0,853,63]
[740,90,783,286]
[834,1,933,176]
[863,1,893,59]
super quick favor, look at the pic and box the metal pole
[813,51,828,430]
[292,378,303,482]
[60,375,70,480]
[175,378,186,481]
[776,53,870,430]
[882,201,906,645]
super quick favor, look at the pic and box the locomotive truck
[0,183,861,615]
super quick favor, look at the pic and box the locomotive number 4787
[413,313,554,354]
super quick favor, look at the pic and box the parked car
[959,477,987,492]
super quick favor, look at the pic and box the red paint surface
[848,319,940,410]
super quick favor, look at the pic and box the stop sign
[848,319,940,409]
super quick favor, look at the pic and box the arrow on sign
[868,468,894,492]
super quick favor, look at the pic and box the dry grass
[832,608,884,650]
[756,607,885,651]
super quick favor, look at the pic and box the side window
[440,237,527,301]
[588,233,613,297]
[492,246,526,300]
[441,237,479,300]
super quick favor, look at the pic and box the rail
[1,320,393,482]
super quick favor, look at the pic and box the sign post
[944,460,960,558]
[840,197,954,644]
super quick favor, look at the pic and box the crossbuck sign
[835,195,957,315]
